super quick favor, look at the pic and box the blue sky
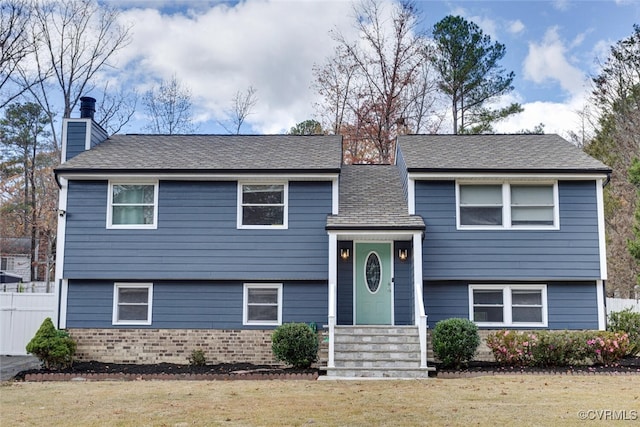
[100,0,640,137]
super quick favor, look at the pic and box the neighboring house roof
[327,165,425,230]
[56,134,343,175]
[0,237,30,255]
[398,134,611,174]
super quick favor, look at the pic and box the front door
[355,242,393,325]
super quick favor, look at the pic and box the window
[113,283,153,325]
[457,182,557,229]
[469,284,547,327]
[1,257,14,271]
[108,183,158,229]
[510,185,554,226]
[243,283,282,325]
[238,183,288,228]
[459,185,503,226]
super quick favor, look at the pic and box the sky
[97,0,640,138]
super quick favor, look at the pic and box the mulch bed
[435,356,640,378]
[14,357,640,381]
[16,361,319,382]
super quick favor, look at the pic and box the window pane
[113,185,154,204]
[248,305,278,321]
[243,206,284,225]
[513,307,543,323]
[512,207,554,225]
[243,185,283,204]
[473,290,503,305]
[511,186,553,205]
[118,304,148,321]
[460,185,502,205]
[112,206,154,225]
[248,288,278,304]
[460,207,502,225]
[512,290,542,306]
[119,288,149,304]
[474,307,503,322]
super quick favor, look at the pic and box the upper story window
[238,183,288,229]
[457,182,558,229]
[108,183,158,229]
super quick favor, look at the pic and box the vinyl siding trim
[55,177,68,328]
[596,178,607,280]
[409,172,610,181]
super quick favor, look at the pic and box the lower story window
[469,284,547,327]
[243,283,282,326]
[113,283,153,325]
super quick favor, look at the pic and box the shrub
[188,349,207,366]
[486,330,536,366]
[586,331,630,365]
[486,329,630,367]
[529,331,590,367]
[271,323,318,368]
[26,317,76,369]
[608,308,640,356]
[432,318,480,369]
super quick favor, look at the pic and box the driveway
[0,355,40,381]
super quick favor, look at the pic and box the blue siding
[90,123,108,148]
[337,242,353,325]
[66,280,327,329]
[63,180,332,281]
[417,180,601,280]
[424,281,599,329]
[64,121,87,162]
[395,150,409,203]
[393,243,412,325]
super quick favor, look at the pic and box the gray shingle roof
[398,134,611,173]
[326,165,425,230]
[56,134,343,173]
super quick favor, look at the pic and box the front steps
[324,326,435,379]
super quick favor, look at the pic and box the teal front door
[355,242,393,325]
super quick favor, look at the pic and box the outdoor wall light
[340,248,350,261]
[398,248,409,262]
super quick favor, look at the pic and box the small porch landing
[324,326,435,379]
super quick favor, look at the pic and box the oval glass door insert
[365,252,381,293]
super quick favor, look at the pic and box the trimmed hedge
[271,323,318,368]
[432,318,480,369]
[26,317,77,369]
[486,330,630,367]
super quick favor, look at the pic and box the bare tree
[19,0,131,148]
[314,0,439,163]
[0,0,37,108]
[584,25,640,297]
[143,76,196,134]
[95,82,138,135]
[222,86,258,134]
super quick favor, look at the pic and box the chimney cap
[79,96,96,119]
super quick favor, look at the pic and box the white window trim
[243,283,283,326]
[107,181,159,229]
[237,182,289,229]
[456,181,559,230]
[469,284,548,327]
[112,283,153,325]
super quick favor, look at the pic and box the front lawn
[2,376,639,426]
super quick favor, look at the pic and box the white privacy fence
[0,293,56,355]
[606,297,640,315]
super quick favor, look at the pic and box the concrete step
[324,366,435,379]
[334,326,419,336]
[334,342,420,352]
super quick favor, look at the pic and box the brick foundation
[68,329,279,365]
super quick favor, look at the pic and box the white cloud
[522,27,587,97]
[112,0,356,133]
[508,20,525,35]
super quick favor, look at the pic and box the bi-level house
[53,98,610,378]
